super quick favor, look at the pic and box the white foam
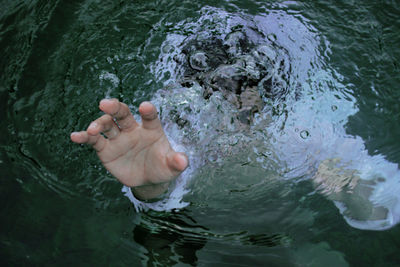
[123,6,400,230]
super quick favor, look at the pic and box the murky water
[1,0,400,265]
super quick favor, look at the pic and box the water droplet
[113,25,120,32]
[267,33,277,42]
[189,51,209,71]
[300,130,310,139]
[162,44,174,54]
[331,105,338,111]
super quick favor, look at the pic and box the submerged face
[174,27,290,124]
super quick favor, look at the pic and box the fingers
[99,98,138,131]
[70,113,120,152]
[71,99,161,152]
[88,114,120,139]
[139,101,162,130]
[99,99,161,130]
[167,151,189,173]
[70,131,108,152]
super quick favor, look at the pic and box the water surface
[1,0,400,265]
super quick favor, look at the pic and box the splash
[124,7,400,230]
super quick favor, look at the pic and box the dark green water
[1,0,400,266]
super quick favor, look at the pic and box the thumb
[167,151,189,173]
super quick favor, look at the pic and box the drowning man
[71,17,398,230]
[70,27,285,200]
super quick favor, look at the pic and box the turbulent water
[1,0,400,265]
[122,6,400,231]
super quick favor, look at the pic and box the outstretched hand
[70,99,188,200]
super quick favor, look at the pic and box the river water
[1,0,400,265]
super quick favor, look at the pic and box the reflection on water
[1,0,400,266]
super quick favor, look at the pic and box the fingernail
[178,153,189,169]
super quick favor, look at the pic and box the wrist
[131,182,170,201]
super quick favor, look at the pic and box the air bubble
[224,31,246,56]
[189,51,209,71]
[162,44,174,54]
[300,130,310,139]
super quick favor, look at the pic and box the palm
[71,99,188,198]
[100,128,173,186]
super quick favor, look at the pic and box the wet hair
[178,27,291,103]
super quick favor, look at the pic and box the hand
[70,99,188,199]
